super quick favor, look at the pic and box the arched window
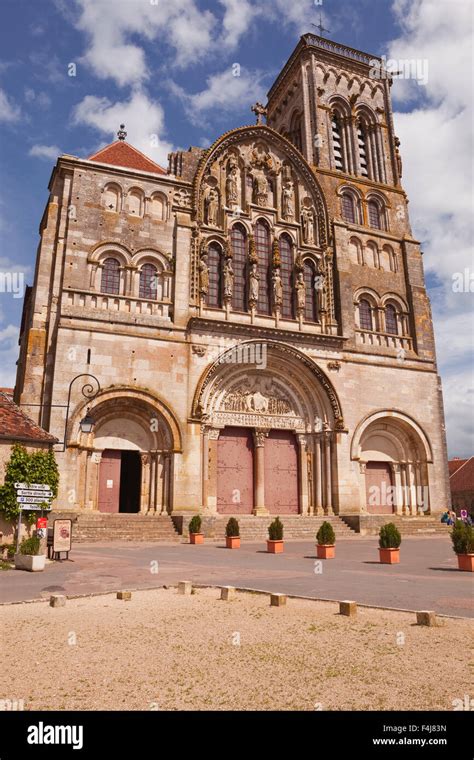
[101,258,120,294]
[207,243,222,308]
[357,122,369,178]
[255,220,271,315]
[279,234,294,319]
[231,224,247,312]
[359,299,373,331]
[304,260,318,323]
[385,304,398,335]
[341,193,356,224]
[289,112,302,152]
[139,263,157,300]
[368,200,382,229]
[127,188,144,217]
[331,113,346,171]
[103,184,121,212]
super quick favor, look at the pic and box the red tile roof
[448,458,467,476]
[450,457,474,493]
[0,392,58,443]
[87,140,166,175]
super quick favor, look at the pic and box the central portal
[217,428,254,514]
[98,449,141,513]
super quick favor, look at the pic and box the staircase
[48,512,181,543]
[199,515,357,541]
[340,514,451,537]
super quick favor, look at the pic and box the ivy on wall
[0,444,59,523]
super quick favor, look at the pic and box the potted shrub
[316,521,336,559]
[267,517,284,553]
[14,536,45,572]
[188,515,204,545]
[378,523,401,564]
[225,517,240,549]
[451,521,474,571]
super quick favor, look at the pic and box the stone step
[49,512,181,543]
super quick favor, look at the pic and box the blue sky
[0,0,472,456]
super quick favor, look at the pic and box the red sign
[36,517,48,530]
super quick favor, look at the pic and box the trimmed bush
[451,521,474,555]
[268,517,284,541]
[379,522,402,549]
[316,521,336,546]
[19,536,41,556]
[225,517,240,538]
[188,515,202,535]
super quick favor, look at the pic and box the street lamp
[79,409,95,434]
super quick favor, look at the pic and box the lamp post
[59,374,101,452]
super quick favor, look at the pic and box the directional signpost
[14,483,53,552]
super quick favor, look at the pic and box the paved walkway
[1,536,472,617]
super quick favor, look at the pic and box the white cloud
[0,325,21,387]
[219,0,259,48]
[0,88,21,123]
[72,90,173,167]
[171,67,268,127]
[29,144,62,160]
[74,0,216,86]
[388,0,474,457]
[24,88,51,109]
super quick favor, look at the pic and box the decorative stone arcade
[193,341,345,516]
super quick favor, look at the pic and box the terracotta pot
[190,533,204,545]
[14,553,45,572]
[457,553,474,572]
[267,540,284,554]
[317,544,335,559]
[226,536,240,549]
[379,547,400,564]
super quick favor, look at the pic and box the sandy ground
[2,587,472,711]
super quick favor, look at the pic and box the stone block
[270,593,286,607]
[178,581,192,595]
[339,600,357,617]
[117,591,132,601]
[220,586,236,601]
[49,595,66,608]
[416,610,437,627]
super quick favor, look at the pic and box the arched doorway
[70,388,181,514]
[352,411,432,515]
[194,341,345,516]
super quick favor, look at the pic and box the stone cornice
[187,317,346,349]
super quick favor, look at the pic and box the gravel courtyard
[2,587,472,711]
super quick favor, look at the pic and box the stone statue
[199,255,209,296]
[205,188,218,225]
[272,267,283,308]
[395,136,403,178]
[226,166,239,206]
[282,181,294,220]
[249,262,259,303]
[255,173,268,207]
[301,206,315,244]
[317,260,327,312]
[223,258,234,298]
[295,271,306,311]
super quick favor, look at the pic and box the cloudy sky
[0,0,472,456]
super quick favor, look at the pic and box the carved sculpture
[282,181,294,220]
[205,188,219,225]
[295,271,306,310]
[395,136,403,178]
[301,205,315,244]
[223,258,234,298]
[226,166,239,206]
[199,255,209,296]
[249,262,259,303]
[254,173,268,207]
[272,267,283,308]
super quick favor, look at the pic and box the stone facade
[14,34,451,522]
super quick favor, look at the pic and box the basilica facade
[15,34,451,525]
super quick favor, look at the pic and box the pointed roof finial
[311,12,330,37]
[117,124,127,141]
[251,102,267,125]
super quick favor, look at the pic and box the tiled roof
[450,457,474,493]
[87,140,166,175]
[0,392,57,443]
[448,458,467,476]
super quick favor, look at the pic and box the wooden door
[217,428,254,514]
[264,430,299,514]
[98,450,121,513]
[365,462,394,513]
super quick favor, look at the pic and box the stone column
[297,435,309,515]
[314,435,323,515]
[400,463,409,515]
[407,462,417,516]
[139,453,150,513]
[324,433,333,515]
[162,453,171,514]
[392,463,404,515]
[201,425,209,511]
[253,429,269,516]
[156,454,164,513]
[88,451,102,511]
[206,429,220,514]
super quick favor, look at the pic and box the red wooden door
[217,428,254,514]
[264,431,299,514]
[365,462,394,513]
[98,450,121,513]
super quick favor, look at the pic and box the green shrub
[451,521,474,555]
[225,517,240,538]
[1,544,15,560]
[268,517,283,541]
[379,523,402,549]
[19,536,41,556]
[316,521,335,545]
[188,515,202,534]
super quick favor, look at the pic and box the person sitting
[440,510,449,524]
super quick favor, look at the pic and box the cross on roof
[312,13,330,37]
[117,124,127,141]
[251,102,267,125]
